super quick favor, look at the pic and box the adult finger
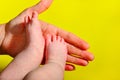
[67,43,94,61]
[67,55,88,66]
[31,0,53,14]
[57,28,89,50]
[65,64,75,71]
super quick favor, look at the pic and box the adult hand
[1,0,94,71]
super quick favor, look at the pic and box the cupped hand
[1,0,94,71]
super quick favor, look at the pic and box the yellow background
[0,0,120,80]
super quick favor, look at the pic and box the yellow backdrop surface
[0,0,120,80]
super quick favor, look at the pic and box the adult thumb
[31,0,53,14]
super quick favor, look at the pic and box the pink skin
[0,0,94,71]
[45,35,67,67]
[0,12,45,80]
[0,13,67,80]
[24,35,67,80]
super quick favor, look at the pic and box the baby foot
[25,11,45,54]
[45,35,67,69]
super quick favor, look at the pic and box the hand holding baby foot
[0,12,45,80]
[0,0,94,71]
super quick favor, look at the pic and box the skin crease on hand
[0,0,94,71]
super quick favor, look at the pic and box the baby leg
[24,35,67,80]
[0,11,45,80]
